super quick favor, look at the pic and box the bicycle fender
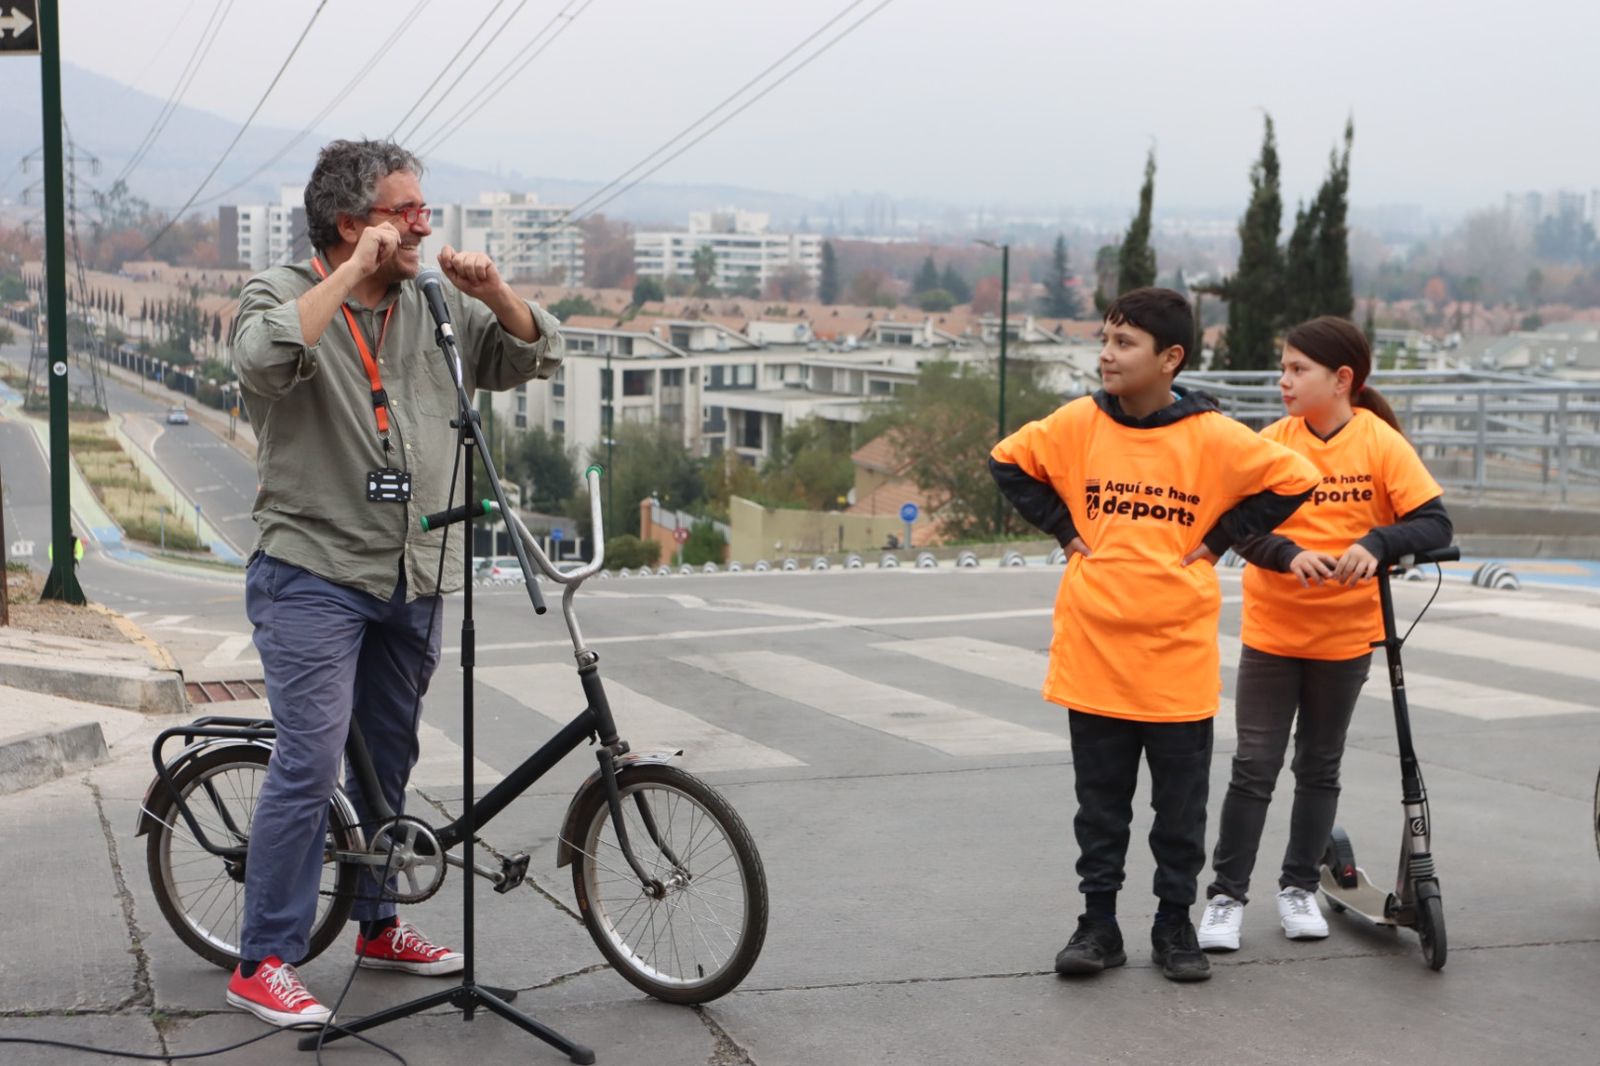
[135,738,274,837]
[554,749,683,868]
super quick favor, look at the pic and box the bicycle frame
[138,467,675,893]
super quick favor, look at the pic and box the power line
[400,0,534,147]
[493,0,894,265]
[115,0,238,188]
[388,0,512,140]
[412,0,593,158]
[195,0,432,208]
[142,0,332,257]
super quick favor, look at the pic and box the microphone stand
[300,294,593,1064]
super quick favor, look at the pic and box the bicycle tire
[569,764,767,1004]
[145,743,360,969]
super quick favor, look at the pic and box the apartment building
[634,209,821,294]
[218,186,309,271]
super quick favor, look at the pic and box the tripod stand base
[297,982,594,1064]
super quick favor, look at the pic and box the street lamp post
[976,239,1011,532]
[604,348,614,534]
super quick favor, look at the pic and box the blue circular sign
[551,527,565,541]
[900,502,919,523]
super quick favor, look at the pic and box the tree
[912,255,941,296]
[1116,149,1158,296]
[764,264,813,302]
[760,417,856,510]
[690,244,717,291]
[1363,293,1377,345]
[1092,244,1119,314]
[549,295,601,320]
[1311,118,1355,320]
[818,241,840,304]
[1207,115,1285,369]
[885,359,1063,540]
[632,276,664,306]
[918,288,955,312]
[580,422,704,538]
[510,426,578,512]
[939,263,971,304]
[1042,233,1082,318]
[1281,198,1322,326]
[681,519,726,567]
[847,268,890,307]
[1524,267,1545,309]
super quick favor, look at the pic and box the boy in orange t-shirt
[990,288,1320,982]
[1197,316,1450,954]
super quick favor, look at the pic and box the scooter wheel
[1326,896,1347,914]
[1324,827,1359,890]
[1416,892,1447,971]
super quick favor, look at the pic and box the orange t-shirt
[1241,409,1443,660]
[993,397,1320,722]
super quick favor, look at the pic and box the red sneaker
[226,957,333,1027]
[355,922,464,976]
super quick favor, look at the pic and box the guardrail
[1186,370,1600,503]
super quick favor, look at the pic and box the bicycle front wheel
[569,763,767,1004]
[145,743,360,969]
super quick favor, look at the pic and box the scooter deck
[1319,865,1399,927]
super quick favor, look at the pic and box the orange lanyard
[311,257,396,447]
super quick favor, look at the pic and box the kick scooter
[1319,544,1459,972]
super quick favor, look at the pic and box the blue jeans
[239,554,443,963]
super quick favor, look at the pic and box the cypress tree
[1116,149,1158,296]
[939,263,971,304]
[1213,115,1285,370]
[818,241,839,304]
[1043,233,1081,317]
[1312,118,1355,319]
[1282,198,1322,327]
[913,255,940,296]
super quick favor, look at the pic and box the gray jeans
[1208,646,1371,902]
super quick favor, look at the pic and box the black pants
[1069,710,1214,909]
[1208,646,1372,903]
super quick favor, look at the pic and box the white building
[218,186,309,271]
[219,189,584,283]
[634,210,821,295]
[427,192,584,285]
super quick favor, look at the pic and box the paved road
[3,564,1598,1063]
[0,340,258,558]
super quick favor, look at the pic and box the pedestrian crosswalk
[137,582,1600,790]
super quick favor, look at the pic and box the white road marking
[679,650,1073,757]
[478,663,803,773]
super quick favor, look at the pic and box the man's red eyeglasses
[369,204,432,226]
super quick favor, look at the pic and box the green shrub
[604,534,661,570]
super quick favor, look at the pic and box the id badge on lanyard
[311,257,408,502]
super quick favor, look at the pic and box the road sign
[0,2,38,55]
[673,526,690,545]
[550,527,564,542]
[899,502,919,523]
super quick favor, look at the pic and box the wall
[729,496,910,563]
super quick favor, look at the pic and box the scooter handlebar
[1393,545,1460,569]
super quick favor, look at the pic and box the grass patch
[73,425,208,553]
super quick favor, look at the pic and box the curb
[111,413,243,564]
[0,721,109,796]
[0,657,188,716]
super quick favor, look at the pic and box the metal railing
[1186,370,1600,503]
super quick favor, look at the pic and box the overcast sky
[57,0,1600,215]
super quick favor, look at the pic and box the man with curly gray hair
[225,139,562,1027]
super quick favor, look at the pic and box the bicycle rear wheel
[569,763,767,1004]
[145,743,360,969]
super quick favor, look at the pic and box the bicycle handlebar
[1392,545,1460,569]
[419,499,496,532]
[501,465,607,587]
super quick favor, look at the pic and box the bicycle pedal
[495,852,530,894]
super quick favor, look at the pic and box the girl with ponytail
[1197,315,1453,954]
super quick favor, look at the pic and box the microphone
[416,268,463,387]
[416,268,454,341]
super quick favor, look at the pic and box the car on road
[473,555,525,582]
[165,407,190,425]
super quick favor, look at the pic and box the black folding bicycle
[135,467,768,1005]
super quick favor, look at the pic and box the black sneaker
[1054,916,1126,976]
[1151,918,1212,982]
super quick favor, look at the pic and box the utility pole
[32,1,85,603]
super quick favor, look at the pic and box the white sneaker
[1276,887,1329,940]
[1197,894,1244,952]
